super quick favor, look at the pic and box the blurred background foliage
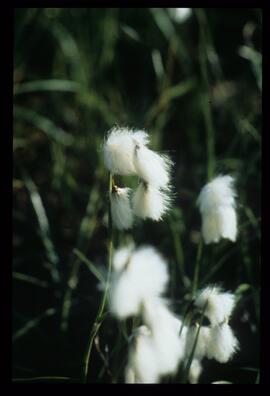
[13,8,261,383]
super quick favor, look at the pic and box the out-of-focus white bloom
[109,246,169,319]
[143,298,185,375]
[132,182,171,221]
[110,186,134,230]
[127,326,160,383]
[185,325,212,360]
[189,359,203,384]
[112,244,134,272]
[201,207,237,244]
[170,8,192,23]
[197,175,237,244]
[134,144,172,188]
[195,286,236,326]
[207,323,239,363]
[103,127,149,175]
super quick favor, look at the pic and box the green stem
[192,238,203,297]
[182,301,208,383]
[81,173,114,383]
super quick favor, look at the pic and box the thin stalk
[182,301,208,383]
[81,173,114,383]
[192,237,203,297]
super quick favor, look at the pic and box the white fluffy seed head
[110,187,134,230]
[109,246,168,319]
[189,359,203,384]
[207,323,239,363]
[112,244,134,272]
[133,145,172,188]
[197,175,237,244]
[103,127,149,175]
[197,175,236,212]
[185,325,212,360]
[143,298,185,375]
[195,286,236,326]
[132,182,171,221]
[201,206,237,244]
[128,328,160,383]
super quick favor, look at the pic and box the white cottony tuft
[201,206,237,244]
[112,244,134,272]
[132,182,171,221]
[197,175,237,244]
[189,359,203,384]
[207,323,239,363]
[195,286,236,326]
[170,8,192,23]
[103,127,149,175]
[143,298,185,375]
[134,144,172,188]
[185,325,212,360]
[110,187,134,230]
[127,326,160,383]
[109,246,169,319]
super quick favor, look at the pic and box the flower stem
[192,237,203,297]
[81,173,114,383]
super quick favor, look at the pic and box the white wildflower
[109,246,169,319]
[195,286,236,326]
[143,298,185,375]
[189,359,203,384]
[197,175,237,244]
[132,182,171,221]
[110,186,134,230]
[127,326,160,383]
[170,8,192,23]
[103,127,149,175]
[112,244,134,272]
[185,325,212,360]
[207,323,239,363]
[134,144,172,188]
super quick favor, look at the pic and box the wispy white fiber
[110,187,134,230]
[197,175,237,244]
[134,144,172,188]
[195,286,236,326]
[188,358,203,384]
[132,182,171,221]
[185,325,212,360]
[127,326,160,383]
[207,323,239,363]
[109,246,169,319]
[143,298,185,375]
[112,244,134,272]
[170,8,192,23]
[103,127,149,175]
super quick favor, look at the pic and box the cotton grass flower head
[103,127,149,175]
[132,182,171,221]
[110,186,134,230]
[185,325,212,360]
[197,175,237,244]
[188,358,203,384]
[207,323,239,363]
[143,298,185,375]
[195,285,236,326]
[109,246,169,319]
[170,8,192,23]
[133,144,172,188]
[126,325,160,383]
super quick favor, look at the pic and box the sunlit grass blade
[14,79,82,95]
